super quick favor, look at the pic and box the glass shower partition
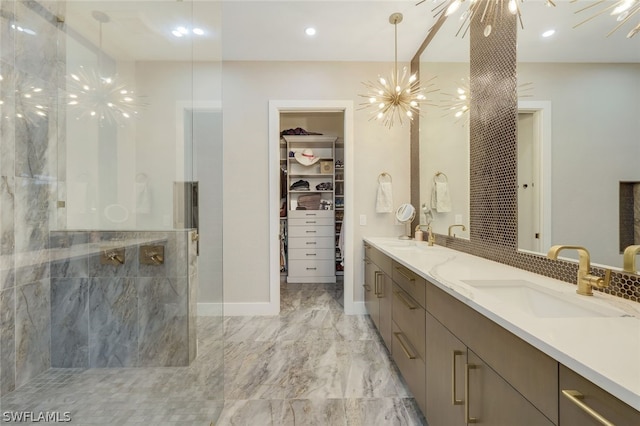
[0,1,223,423]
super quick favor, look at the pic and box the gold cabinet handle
[374,271,383,297]
[562,390,615,426]
[394,266,416,282]
[363,283,371,292]
[465,363,478,424]
[393,290,417,310]
[393,332,416,360]
[452,350,464,406]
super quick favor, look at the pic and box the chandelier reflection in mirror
[66,11,145,127]
[421,0,556,37]
[359,13,431,129]
[573,0,640,38]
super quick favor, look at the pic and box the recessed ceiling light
[172,30,183,37]
[305,27,316,36]
[542,29,555,38]
[192,28,204,36]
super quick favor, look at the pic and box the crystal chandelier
[573,0,640,38]
[421,0,556,37]
[66,11,144,126]
[359,13,428,128]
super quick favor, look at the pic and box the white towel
[376,176,393,213]
[435,181,452,212]
[135,182,151,214]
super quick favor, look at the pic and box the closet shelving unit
[334,138,344,276]
[283,135,338,284]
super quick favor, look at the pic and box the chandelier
[421,0,556,38]
[66,11,144,126]
[572,0,640,38]
[359,13,428,128]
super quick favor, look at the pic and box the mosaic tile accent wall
[427,13,640,304]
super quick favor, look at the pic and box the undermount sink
[462,279,626,318]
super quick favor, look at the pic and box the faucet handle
[585,268,612,290]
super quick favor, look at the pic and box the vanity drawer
[288,226,334,238]
[288,248,334,260]
[364,244,393,276]
[392,261,426,309]
[392,284,426,361]
[289,210,334,219]
[288,237,334,249]
[289,217,334,227]
[392,322,426,415]
[288,259,335,277]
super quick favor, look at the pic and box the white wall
[518,63,640,266]
[222,61,411,309]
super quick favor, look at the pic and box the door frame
[269,100,356,314]
[517,100,552,255]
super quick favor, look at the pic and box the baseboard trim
[219,301,279,317]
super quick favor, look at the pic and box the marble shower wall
[49,230,198,369]
[1,1,61,396]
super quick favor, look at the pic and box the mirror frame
[410,13,640,303]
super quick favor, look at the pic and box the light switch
[359,214,367,226]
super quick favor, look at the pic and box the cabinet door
[364,259,379,326]
[467,350,555,426]
[377,272,392,350]
[559,364,640,426]
[425,313,466,426]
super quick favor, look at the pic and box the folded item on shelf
[315,182,333,191]
[290,179,310,190]
[280,127,323,136]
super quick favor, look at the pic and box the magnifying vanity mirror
[416,0,640,276]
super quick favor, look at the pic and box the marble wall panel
[14,0,57,81]
[88,277,138,368]
[137,276,189,366]
[15,279,50,388]
[188,270,198,363]
[14,177,50,254]
[50,277,88,368]
[0,65,16,179]
[1,176,15,260]
[0,287,16,395]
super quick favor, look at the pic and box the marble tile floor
[0,282,426,425]
[217,282,426,425]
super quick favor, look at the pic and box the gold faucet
[448,224,466,237]
[427,225,435,246]
[623,245,640,273]
[547,245,611,296]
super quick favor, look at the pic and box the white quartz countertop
[364,237,640,411]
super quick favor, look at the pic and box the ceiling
[61,0,640,63]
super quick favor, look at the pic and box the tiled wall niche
[412,13,640,304]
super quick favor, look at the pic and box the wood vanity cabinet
[391,261,427,415]
[559,364,640,425]
[363,244,392,349]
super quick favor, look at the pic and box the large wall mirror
[419,11,470,239]
[415,1,640,277]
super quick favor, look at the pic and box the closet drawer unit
[288,236,334,249]
[288,226,334,238]
[288,248,334,260]
[288,259,335,277]
[289,217,334,227]
[392,284,426,361]
[392,322,426,415]
[392,261,426,308]
[289,210,334,219]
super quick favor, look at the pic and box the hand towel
[376,175,393,213]
[135,182,151,214]
[435,181,452,212]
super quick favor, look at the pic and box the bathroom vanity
[363,237,640,425]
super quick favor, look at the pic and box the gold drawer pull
[305,221,316,224]
[363,284,371,292]
[306,267,317,271]
[393,332,416,360]
[465,363,478,424]
[306,253,317,256]
[306,242,316,245]
[374,271,383,297]
[562,390,615,426]
[306,230,317,233]
[394,266,415,282]
[393,290,417,310]
[452,350,464,406]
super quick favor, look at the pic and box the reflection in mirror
[419,14,470,239]
[517,1,640,268]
